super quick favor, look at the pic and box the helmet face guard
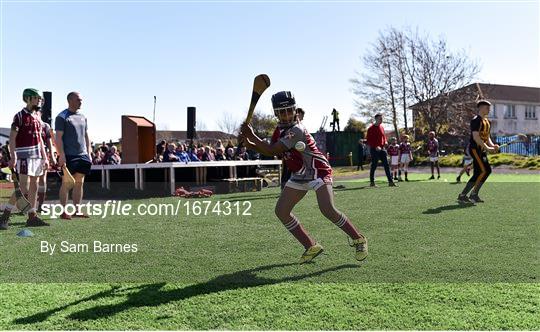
[274,106,297,125]
[272,91,297,125]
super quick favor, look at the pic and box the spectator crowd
[155,139,257,163]
[91,141,122,165]
[86,138,260,166]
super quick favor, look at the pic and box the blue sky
[1,1,539,142]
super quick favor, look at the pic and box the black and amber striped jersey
[469,115,491,150]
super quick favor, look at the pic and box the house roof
[409,83,540,109]
[475,83,540,103]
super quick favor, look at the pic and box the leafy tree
[343,117,367,136]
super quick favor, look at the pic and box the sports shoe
[0,213,9,230]
[456,176,461,183]
[60,213,72,220]
[300,243,324,263]
[389,182,398,187]
[437,175,441,179]
[405,176,409,182]
[457,194,474,204]
[0,216,9,231]
[350,237,368,262]
[370,182,378,188]
[429,175,435,180]
[398,176,403,182]
[26,215,50,227]
[469,194,484,203]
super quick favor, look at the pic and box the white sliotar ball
[294,141,306,151]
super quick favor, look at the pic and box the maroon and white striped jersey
[12,108,43,159]
[387,144,399,156]
[399,142,412,155]
[427,138,439,157]
[277,123,332,182]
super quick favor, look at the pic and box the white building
[411,83,540,137]
[485,84,540,135]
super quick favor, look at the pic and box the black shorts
[66,155,92,176]
[469,147,492,184]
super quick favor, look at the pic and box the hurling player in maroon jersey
[240,91,367,263]
[398,134,413,182]
[427,131,440,179]
[0,89,50,229]
[387,137,400,181]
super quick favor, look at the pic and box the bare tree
[404,30,480,136]
[216,112,240,135]
[352,26,480,139]
[351,32,400,136]
[389,28,412,134]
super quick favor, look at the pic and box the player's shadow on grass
[422,203,475,214]
[12,285,126,325]
[222,193,280,202]
[226,195,279,203]
[14,262,358,324]
[333,185,370,191]
[8,221,27,227]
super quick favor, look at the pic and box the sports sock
[283,216,316,249]
[2,204,14,219]
[461,181,475,196]
[333,213,361,240]
[37,185,46,209]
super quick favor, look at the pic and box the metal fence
[495,135,540,156]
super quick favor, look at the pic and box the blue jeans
[369,148,393,183]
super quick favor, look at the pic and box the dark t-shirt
[469,115,491,150]
[55,109,88,156]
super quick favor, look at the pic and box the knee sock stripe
[283,217,297,227]
[284,217,299,231]
[284,222,298,230]
[340,215,348,227]
[283,220,295,228]
[333,213,362,239]
[334,214,347,228]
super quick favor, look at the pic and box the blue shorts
[66,154,92,175]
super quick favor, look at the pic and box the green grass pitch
[0,173,539,330]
